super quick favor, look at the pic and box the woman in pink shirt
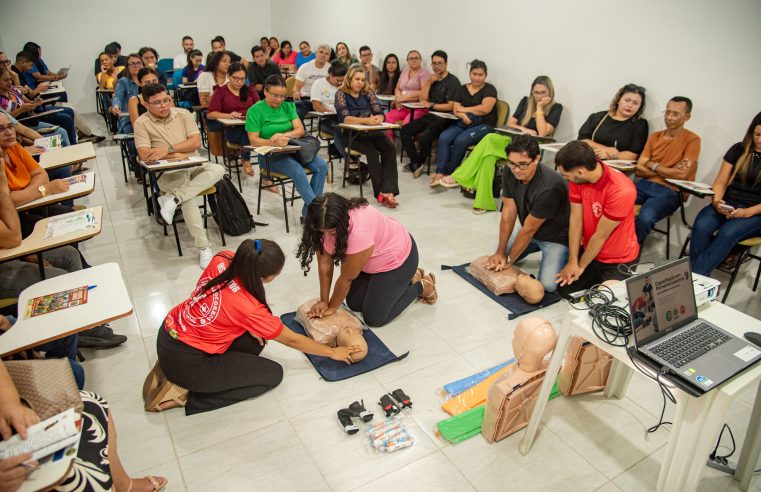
[272,40,297,73]
[297,193,437,327]
[384,50,431,134]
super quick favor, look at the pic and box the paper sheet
[44,210,96,239]
[34,134,63,151]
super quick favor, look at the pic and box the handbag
[5,359,83,420]
[288,136,321,165]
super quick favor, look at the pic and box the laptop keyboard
[650,323,731,367]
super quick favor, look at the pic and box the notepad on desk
[604,159,637,171]
[44,209,96,239]
[665,179,715,194]
[248,145,301,155]
[34,134,63,151]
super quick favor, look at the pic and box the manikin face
[431,56,446,76]
[146,91,172,118]
[265,85,286,109]
[141,51,157,68]
[469,68,486,86]
[616,92,642,119]
[663,100,690,131]
[183,38,194,53]
[336,44,348,58]
[385,57,398,73]
[0,115,16,149]
[350,71,366,92]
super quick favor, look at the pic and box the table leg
[519,312,575,455]
[735,380,761,491]
[603,359,633,399]
[36,252,45,280]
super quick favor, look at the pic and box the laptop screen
[626,258,698,346]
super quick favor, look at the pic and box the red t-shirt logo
[592,201,603,218]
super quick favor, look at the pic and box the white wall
[271,0,761,189]
[0,0,272,112]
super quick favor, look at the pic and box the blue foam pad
[442,263,562,320]
[280,312,409,382]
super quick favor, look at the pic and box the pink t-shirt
[322,206,412,274]
[272,51,297,67]
[397,67,431,97]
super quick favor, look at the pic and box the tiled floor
[75,114,761,491]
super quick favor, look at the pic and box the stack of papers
[34,135,63,151]
[44,210,96,239]
[0,409,80,463]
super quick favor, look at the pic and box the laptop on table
[625,258,761,394]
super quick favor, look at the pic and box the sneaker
[157,195,178,225]
[78,324,127,349]
[79,134,106,144]
[199,247,214,269]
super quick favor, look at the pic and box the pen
[88,285,97,291]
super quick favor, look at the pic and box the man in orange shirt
[634,97,701,244]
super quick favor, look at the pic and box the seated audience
[157,239,361,415]
[376,54,400,96]
[555,141,639,295]
[578,83,649,160]
[483,135,569,292]
[259,36,273,59]
[454,75,563,212]
[92,42,126,76]
[0,52,26,92]
[0,360,167,490]
[96,51,124,90]
[247,45,281,98]
[385,51,431,130]
[19,42,66,89]
[634,96,701,244]
[298,193,437,327]
[127,67,161,126]
[509,75,563,137]
[310,61,347,157]
[272,40,297,72]
[0,107,70,152]
[269,37,280,55]
[110,53,143,135]
[173,35,195,69]
[335,42,358,68]
[293,44,331,120]
[296,40,315,68]
[197,50,231,111]
[400,50,461,176]
[181,49,204,83]
[207,62,260,176]
[432,60,497,188]
[138,47,168,87]
[245,75,328,219]
[336,66,400,207]
[210,35,245,66]
[690,112,761,276]
[353,46,380,90]
[134,83,225,269]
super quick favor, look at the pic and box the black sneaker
[78,324,127,349]
[79,134,106,144]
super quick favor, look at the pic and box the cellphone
[718,203,735,213]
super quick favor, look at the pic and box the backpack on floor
[210,174,255,236]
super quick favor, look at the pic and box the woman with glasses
[245,75,328,220]
[578,83,649,160]
[207,62,260,177]
[110,53,143,134]
[453,75,564,213]
[384,51,430,130]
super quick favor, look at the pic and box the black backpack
[210,175,255,236]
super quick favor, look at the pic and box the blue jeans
[689,203,761,276]
[635,179,681,243]
[260,153,328,216]
[506,223,569,293]
[224,126,251,161]
[40,105,77,145]
[33,122,70,146]
[436,121,492,175]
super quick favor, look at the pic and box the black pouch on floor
[210,174,255,236]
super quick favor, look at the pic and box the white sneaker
[157,195,178,225]
[199,247,214,269]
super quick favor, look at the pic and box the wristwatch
[168,144,175,154]
[38,185,47,197]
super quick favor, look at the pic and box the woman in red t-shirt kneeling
[157,239,363,415]
[297,193,438,328]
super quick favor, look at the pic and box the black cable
[626,350,675,433]
[570,284,632,346]
[710,424,736,462]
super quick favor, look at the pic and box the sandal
[419,273,437,305]
[439,176,459,188]
[472,208,487,215]
[377,193,398,209]
[126,475,167,492]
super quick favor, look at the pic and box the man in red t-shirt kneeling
[554,141,639,297]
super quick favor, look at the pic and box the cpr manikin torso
[481,317,558,442]
[469,256,545,304]
[296,298,368,362]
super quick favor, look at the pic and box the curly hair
[296,193,368,275]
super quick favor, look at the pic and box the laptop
[625,258,761,392]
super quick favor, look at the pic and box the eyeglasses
[407,56,421,61]
[507,161,534,170]
[0,60,10,65]
[230,76,246,82]
[148,97,172,107]
[268,92,286,100]
[128,62,143,67]
[0,123,15,132]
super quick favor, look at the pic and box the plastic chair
[257,155,313,233]
[285,77,296,98]
[719,237,761,303]
[158,59,175,89]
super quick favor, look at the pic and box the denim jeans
[506,223,569,293]
[41,105,77,144]
[689,202,761,276]
[34,121,70,146]
[260,153,328,216]
[224,125,251,161]
[435,121,492,175]
[635,179,681,244]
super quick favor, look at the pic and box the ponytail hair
[199,239,285,312]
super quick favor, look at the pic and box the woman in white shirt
[197,51,230,108]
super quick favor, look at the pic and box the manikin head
[512,317,557,372]
[514,274,545,304]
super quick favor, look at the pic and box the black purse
[288,136,321,165]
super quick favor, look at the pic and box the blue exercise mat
[442,263,562,320]
[280,312,409,382]
[444,359,515,396]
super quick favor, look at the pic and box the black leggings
[156,327,283,415]
[346,131,399,197]
[346,237,421,327]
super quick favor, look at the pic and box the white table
[519,284,761,491]
[40,84,66,96]
[17,172,96,212]
[539,142,568,153]
[217,118,245,126]
[39,142,96,171]
[0,263,132,356]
